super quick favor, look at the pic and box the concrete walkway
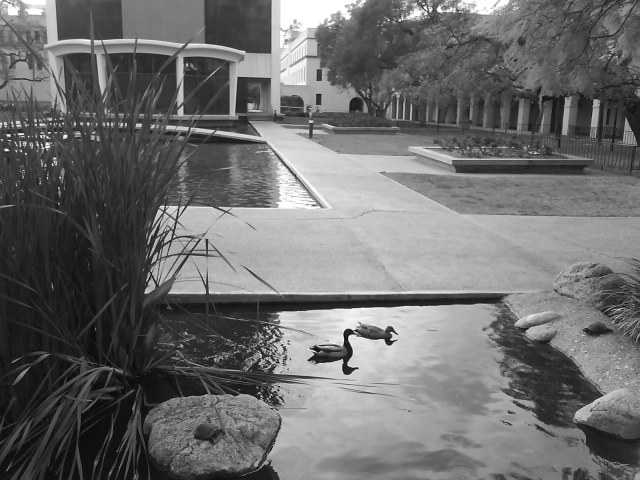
[170,122,640,303]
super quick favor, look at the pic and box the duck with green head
[309,328,356,358]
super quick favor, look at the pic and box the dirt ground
[505,291,640,395]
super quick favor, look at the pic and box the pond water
[166,142,320,209]
[161,302,640,480]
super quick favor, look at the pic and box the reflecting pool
[161,303,640,480]
[167,142,320,209]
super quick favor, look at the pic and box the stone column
[483,95,495,129]
[176,56,185,116]
[562,95,580,136]
[517,98,531,132]
[539,100,553,133]
[500,94,511,131]
[456,98,464,126]
[590,99,602,139]
[469,95,479,126]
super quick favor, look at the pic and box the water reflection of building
[44,0,281,119]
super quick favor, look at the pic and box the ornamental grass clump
[0,43,301,480]
[608,259,640,342]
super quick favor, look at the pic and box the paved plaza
[171,122,640,303]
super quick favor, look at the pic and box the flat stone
[574,388,640,440]
[525,324,557,342]
[514,311,561,329]
[144,394,281,480]
[553,262,627,314]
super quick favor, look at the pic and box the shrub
[608,259,640,341]
[434,134,557,158]
[327,112,393,127]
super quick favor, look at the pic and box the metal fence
[410,121,639,175]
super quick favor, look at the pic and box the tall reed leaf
[0,35,292,479]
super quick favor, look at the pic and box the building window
[57,0,123,40]
[205,0,271,53]
[316,68,322,81]
[9,53,16,70]
[315,94,322,106]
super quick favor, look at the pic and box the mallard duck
[354,323,398,340]
[309,328,356,358]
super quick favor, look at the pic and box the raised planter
[409,146,592,174]
[322,124,400,135]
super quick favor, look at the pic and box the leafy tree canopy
[0,0,48,91]
[492,0,640,139]
[316,0,425,115]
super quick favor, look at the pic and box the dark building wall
[121,0,205,43]
[56,0,272,52]
[56,0,123,40]
[204,0,271,53]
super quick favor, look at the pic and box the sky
[281,0,505,30]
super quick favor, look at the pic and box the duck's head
[344,328,356,338]
[386,326,398,335]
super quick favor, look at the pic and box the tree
[281,18,302,46]
[0,1,48,95]
[316,0,421,115]
[387,6,510,116]
[494,0,640,140]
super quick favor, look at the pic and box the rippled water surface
[167,143,320,208]
[162,303,640,480]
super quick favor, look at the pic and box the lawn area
[383,172,640,216]
[286,122,640,216]
[307,132,438,155]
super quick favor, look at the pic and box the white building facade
[280,28,363,114]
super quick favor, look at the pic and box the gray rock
[553,262,627,314]
[514,311,561,329]
[525,324,557,342]
[574,388,640,440]
[144,394,281,480]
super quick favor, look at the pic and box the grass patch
[383,173,640,216]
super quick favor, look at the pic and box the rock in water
[144,394,281,479]
[573,388,640,440]
[525,324,557,343]
[514,311,561,329]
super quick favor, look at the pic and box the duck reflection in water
[308,328,359,375]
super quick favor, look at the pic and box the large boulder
[573,388,640,440]
[525,324,557,343]
[514,311,561,329]
[144,394,281,480]
[553,262,627,314]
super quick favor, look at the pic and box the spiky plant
[0,41,302,480]
[608,258,640,342]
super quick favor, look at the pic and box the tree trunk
[622,97,640,145]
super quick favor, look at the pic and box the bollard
[308,111,314,138]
